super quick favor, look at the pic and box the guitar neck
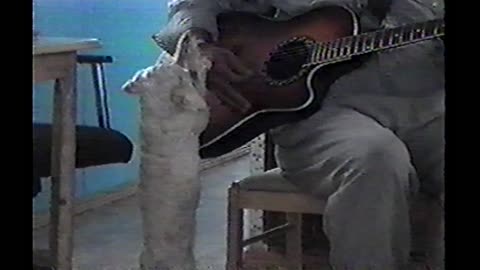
[307,19,444,65]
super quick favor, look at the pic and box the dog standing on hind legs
[123,32,211,270]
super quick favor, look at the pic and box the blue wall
[33,0,168,213]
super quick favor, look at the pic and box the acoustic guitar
[160,5,445,158]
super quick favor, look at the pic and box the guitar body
[199,5,359,158]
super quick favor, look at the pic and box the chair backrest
[76,54,114,129]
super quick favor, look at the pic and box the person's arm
[272,0,367,16]
[153,0,224,55]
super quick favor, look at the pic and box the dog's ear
[122,66,159,95]
[123,51,178,96]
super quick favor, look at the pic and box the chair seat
[237,168,301,193]
[33,123,134,178]
[234,168,326,213]
[228,169,329,270]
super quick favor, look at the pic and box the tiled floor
[33,155,251,270]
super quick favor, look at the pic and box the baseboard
[33,184,138,229]
[33,145,251,230]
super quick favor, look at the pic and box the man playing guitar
[152,0,445,269]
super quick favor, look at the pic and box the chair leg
[227,183,244,270]
[286,213,303,270]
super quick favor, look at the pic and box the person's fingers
[224,50,253,78]
[208,76,251,113]
[200,44,252,78]
[213,61,245,82]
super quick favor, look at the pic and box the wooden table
[33,37,101,270]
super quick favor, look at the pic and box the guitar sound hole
[265,39,310,81]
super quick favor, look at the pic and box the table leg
[49,54,77,270]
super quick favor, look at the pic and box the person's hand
[188,29,253,113]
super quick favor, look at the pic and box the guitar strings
[267,22,443,59]
[215,20,443,61]
[259,31,443,65]
[149,19,444,62]
[209,35,443,67]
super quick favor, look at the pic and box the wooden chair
[226,134,330,270]
[226,168,330,270]
[226,135,444,270]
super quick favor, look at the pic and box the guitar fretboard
[307,19,444,65]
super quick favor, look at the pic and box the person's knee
[340,131,413,194]
[281,129,413,198]
[358,131,411,173]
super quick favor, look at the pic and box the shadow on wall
[33,0,169,213]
